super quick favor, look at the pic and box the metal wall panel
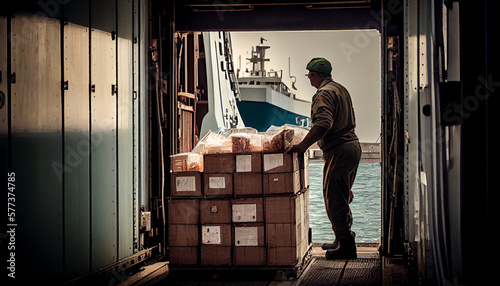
[10,14,63,278]
[90,0,118,270]
[63,0,91,277]
[2,1,149,281]
[138,0,149,225]
[132,0,141,253]
[117,0,135,259]
[403,0,420,248]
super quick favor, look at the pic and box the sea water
[308,160,381,243]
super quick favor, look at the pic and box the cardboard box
[170,171,202,197]
[231,197,264,223]
[263,153,298,173]
[234,224,265,266]
[266,191,311,266]
[266,223,303,266]
[168,199,199,224]
[234,246,266,266]
[234,173,263,196]
[235,153,262,173]
[204,153,234,173]
[301,189,310,243]
[263,170,300,195]
[200,199,231,224]
[200,224,232,266]
[169,246,198,265]
[171,153,204,172]
[265,193,301,224]
[267,246,298,266]
[200,245,232,266]
[203,173,233,196]
[168,224,198,246]
[266,223,299,247]
[299,152,310,189]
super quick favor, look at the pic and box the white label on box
[202,225,221,244]
[236,155,252,172]
[263,154,284,171]
[235,227,259,246]
[232,204,257,222]
[175,176,196,192]
[209,177,226,189]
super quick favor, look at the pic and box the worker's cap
[306,58,332,74]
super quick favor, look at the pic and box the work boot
[325,236,357,259]
[321,239,339,250]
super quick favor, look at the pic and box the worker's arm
[287,125,328,154]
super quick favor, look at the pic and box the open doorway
[174,29,382,244]
[231,30,381,244]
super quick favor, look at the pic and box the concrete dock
[309,143,381,163]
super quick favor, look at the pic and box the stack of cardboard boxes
[168,136,311,268]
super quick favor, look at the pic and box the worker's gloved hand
[287,144,306,154]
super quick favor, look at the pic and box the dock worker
[288,57,361,259]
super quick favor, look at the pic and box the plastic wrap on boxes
[230,133,262,153]
[193,129,262,154]
[191,125,307,155]
[224,127,258,136]
[261,126,294,153]
[261,125,309,153]
[171,153,204,172]
[192,131,232,154]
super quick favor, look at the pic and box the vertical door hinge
[112,84,118,95]
[63,81,69,90]
[9,72,15,84]
[91,84,96,93]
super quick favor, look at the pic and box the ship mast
[247,37,270,77]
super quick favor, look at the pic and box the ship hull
[237,100,309,132]
[237,85,311,131]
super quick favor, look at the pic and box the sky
[231,30,381,143]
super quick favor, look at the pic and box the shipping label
[236,155,252,172]
[209,177,226,189]
[263,154,284,171]
[232,204,257,222]
[235,227,259,246]
[175,176,196,192]
[202,225,221,244]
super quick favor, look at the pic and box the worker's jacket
[311,78,359,151]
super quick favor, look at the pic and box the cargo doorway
[166,28,381,264]
[158,0,391,272]
[230,30,382,245]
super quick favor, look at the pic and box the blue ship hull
[237,100,310,132]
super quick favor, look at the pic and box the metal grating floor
[161,245,382,286]
[293,258,381,286]
[162,258,381,286]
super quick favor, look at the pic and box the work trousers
[322,140,361,240]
